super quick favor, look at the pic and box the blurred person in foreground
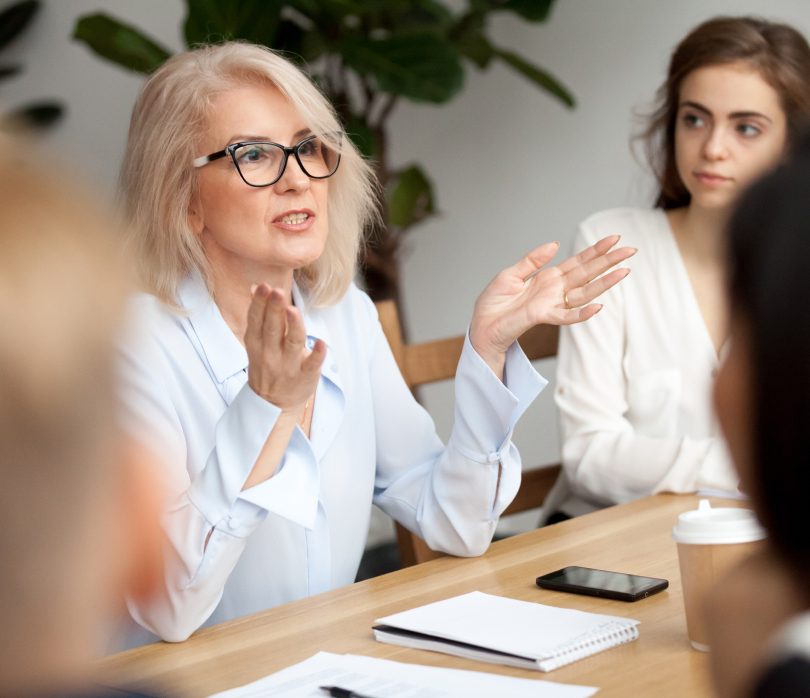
[0,144,164,697]
[706,135,810,697]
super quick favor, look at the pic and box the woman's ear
[188,198,204,237]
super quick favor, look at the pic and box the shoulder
[125,293,183,330]
[119,293,188,363]
[576,207,667,251]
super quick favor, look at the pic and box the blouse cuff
[450,328,547,460]
[186,382,282,527]
[237,427,320,530]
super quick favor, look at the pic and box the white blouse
[546,208,738,519]
[118,274,546,645]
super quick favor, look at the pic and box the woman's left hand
[469,235,636,379]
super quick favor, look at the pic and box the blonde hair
[121,42,378,308]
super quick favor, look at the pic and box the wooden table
[99,493,745,698]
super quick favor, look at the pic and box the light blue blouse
[118,274,546,644]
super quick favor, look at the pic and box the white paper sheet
[375,591,638,660]
[207,651,598,698]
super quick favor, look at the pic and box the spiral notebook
[373,591,639,672]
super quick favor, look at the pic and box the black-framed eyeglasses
[193,134,341,187]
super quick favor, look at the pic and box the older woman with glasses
[118,42,634,646]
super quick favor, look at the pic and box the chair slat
[518,324,559,362]
[404,336,465,387]
[502,465,562,517]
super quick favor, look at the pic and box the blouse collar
[177,272,332,386]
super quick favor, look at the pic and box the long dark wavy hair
[642,16,810,210]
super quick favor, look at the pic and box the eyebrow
[227,127,313,145]
[679,100,772,123]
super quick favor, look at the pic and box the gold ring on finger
[564,291,573,310]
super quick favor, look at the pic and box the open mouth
[273,209,315,230]
[279,212,309,224]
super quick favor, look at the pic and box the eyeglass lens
[232,137,339,186]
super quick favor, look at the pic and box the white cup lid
[672,500,766,545]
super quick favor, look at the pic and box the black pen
[320,686,380,698]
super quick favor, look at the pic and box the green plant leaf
[358,0,453,33]
[494,48,574,107]
[343,115,378,159]
[2,100,62,130]
[0,0,39,52]
[273,18,325,64]
[342,32,463,103]
[449,12,494,69]
[389,164,435,228]
[73,13,172,75]
[184,0,284,47]
[489,0,556,22]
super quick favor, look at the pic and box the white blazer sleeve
[367,298,547,556]
[119,332,302,643]
[555,222,737,506]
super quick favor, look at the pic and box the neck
[203,238,295,346]
[672,202,729,263]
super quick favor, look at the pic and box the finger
[302,339,326,373]
[543,303,603,326]
[563,245,636,291]
[284,306,307,355]
[262,289,287,350]
[556,235,621,275]
[506,241,560,280]
[565,268,630,307]
[246,284,270,347]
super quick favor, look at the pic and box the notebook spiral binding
[537,621,640,672]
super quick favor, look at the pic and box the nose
[273,152,310,195]
[702,124,730,162]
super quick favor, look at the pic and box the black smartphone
[535,566,668,602]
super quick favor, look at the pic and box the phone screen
[538,566,666,595]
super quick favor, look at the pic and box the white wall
[4,0,810,543]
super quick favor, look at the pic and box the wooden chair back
[375,300,562,567]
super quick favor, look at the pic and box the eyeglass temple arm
[193,150,229,168]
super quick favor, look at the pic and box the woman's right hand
[245,284,325,413]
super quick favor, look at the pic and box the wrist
[278,404,304,421]
[469,330,506,364]
[468,334,506,383]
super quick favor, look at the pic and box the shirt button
[227,517,240,530]
[306,339,314,349]
[331,364,338,372]
[487,451,500,463]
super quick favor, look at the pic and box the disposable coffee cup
[672,500,766,651]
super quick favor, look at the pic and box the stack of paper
[208,651,598,698]
[374,591,639,672]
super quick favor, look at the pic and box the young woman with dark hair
[544,16,810,523]
[705,134,810,698]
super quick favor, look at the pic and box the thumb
[302,339,326,373]
[507,241,560,280]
